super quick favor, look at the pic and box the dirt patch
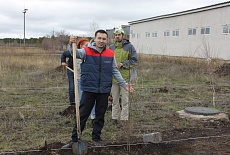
[1,52,230,155]
[10,115,230,155]
[214,63,230,77]
[13,134,230,155]
[59,106,76,118]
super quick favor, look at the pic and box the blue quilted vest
[80,47,114,93]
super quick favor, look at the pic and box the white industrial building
[128,1,230,60]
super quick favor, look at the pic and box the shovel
[72,42,88,154]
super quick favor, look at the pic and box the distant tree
[40,30,69,51]
[40,37,52,50]
[89,21,99,37]
[0,30,69,49]
[54,30,69,50]
[37,37,44,44]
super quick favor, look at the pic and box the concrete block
[143,132,162,143]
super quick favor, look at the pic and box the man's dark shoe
[61,141,74,149]
[92,140,103,146]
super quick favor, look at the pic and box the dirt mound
[214,63,230,76]
[59,106,76,117]
[40,141,64,150]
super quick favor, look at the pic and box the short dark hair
[95,29,108,37]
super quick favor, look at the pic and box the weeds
[0,47,229,153]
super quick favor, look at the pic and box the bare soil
[14,96,230,154]
[1,53,230,155]
[14,112,230,155]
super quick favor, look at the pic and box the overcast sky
[0,0,227,38]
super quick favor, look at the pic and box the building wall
[129,4,230,60]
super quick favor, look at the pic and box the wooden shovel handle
[72,43,81,134]
[65,66,74,73]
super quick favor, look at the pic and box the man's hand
[124,83,135,92]
[117,62,123,69]
[61,62,67,70]
[70,36,77,43]
[61,62,67,66]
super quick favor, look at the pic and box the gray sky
[0,0,227,38]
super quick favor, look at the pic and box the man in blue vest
[61,29,134,148]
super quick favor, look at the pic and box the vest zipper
[98,53,102,93]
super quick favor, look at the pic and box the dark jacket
[61,50,73,69]
[68,39,127,93]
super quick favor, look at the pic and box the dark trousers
[67,69,75,105]
[71,91,110,141]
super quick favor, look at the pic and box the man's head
[94,30,108,50]
[114,28,124,43]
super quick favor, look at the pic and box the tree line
[0,30,91,51]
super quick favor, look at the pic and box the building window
[132,34,135,38]
[145,32,150,38]
[201,27,210,35]
[172,29,179,36]
[188,28,196,35]
[152,32,157,37]
[164,30,170,37]
[223,25,229,34]
[137,34,140,38]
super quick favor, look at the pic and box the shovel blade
[72,141,88,155]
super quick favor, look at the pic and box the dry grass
[0,47,229,153]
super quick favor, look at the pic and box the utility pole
[22,8,28,47]
[20,35,21,47]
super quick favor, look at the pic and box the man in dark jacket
[61,29,134,149]
[61,49,75,106]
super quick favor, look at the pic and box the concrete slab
[177,110,229,122]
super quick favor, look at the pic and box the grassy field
[0,46,230,154]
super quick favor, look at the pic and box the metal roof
[128,1,230,25]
